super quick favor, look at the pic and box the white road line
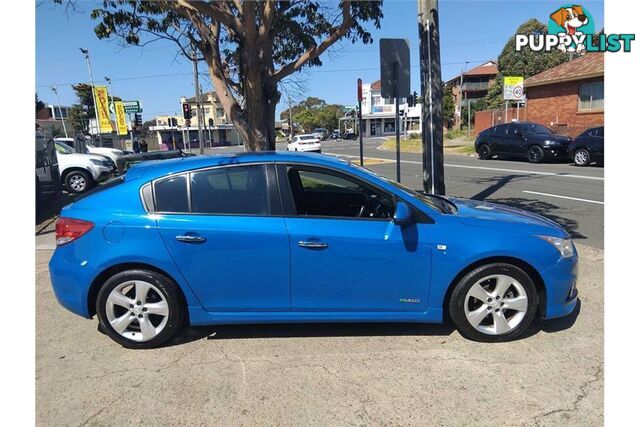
[523,190,604,205]
[324,152,604,181]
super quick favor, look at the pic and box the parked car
[115,149,196,175]
[54,140,113,194]
[55,138,124,167]
[329,130,342,140]
[475,122,572,163]
[49,152,578,349]
[313,128,328,140]
[36,132,62,204]
[569,126,604,167]
[287,134,321,153]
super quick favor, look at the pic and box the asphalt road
[207,138,604,248]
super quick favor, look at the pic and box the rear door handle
[298,241,328,249]
[176,235,206,243]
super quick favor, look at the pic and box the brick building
[474,53,604,137]
[524,53,604,137]
[445,60,498,129]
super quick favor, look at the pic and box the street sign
[123,101,142,114]
[379,39,411,99]
[504,76,524,100]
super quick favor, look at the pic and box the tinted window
[287,167,394,219]
[520,123,553,135]
[155,175,188,213]
[494,124,508,136]
[190,165,270,215]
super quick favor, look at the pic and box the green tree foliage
[81,0,383,151]
[483,19,570,109]
[36,93,45,113]
[282,97,344,133]
[442,85,455,128]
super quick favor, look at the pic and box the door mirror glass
[393,201,412,225]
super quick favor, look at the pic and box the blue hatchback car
[49,152,578,348]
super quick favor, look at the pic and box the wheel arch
[87,262,189,321]
[443,256,547,321]
[61,166,93,182]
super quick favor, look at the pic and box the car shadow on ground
[160,299,581,347]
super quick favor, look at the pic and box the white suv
[54,140,113,193]
[54,137,123,165]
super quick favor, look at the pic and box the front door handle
[298,241,328,249]
[176,235,206,243]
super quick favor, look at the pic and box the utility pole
[105,76,121,149]
[460,61,470,141]
[79,48,102,146]
[50,86,68,138]
[191,47,205,155]
[417,0,445,194]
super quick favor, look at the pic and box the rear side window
[155,175,188,213]
[494,124,508,136]
[190,165,270,215]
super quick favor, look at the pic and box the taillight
[55,218,94,246]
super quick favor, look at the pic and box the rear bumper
[541,254,579,319]
[49,247,93,318]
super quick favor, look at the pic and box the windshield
[349,163,456,214]
[520,124,554,135]
[55,141,75,154]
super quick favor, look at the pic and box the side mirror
[393,201,413,225]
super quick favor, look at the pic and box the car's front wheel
[573,148,591,166]
[527,146,544,163]
[64,170,93,194]
[449,263,538,342]
[96,269,186,349]
[477,144,492,160]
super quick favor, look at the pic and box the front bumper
[93,166,113,182]
[543,145,570,159]
[541,254,579,319]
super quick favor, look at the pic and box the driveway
[36,245,603,426]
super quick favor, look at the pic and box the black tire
[448,263,539,342]
[573,148,591,166]
[527,146,544,163]
[64,170,93,194]
[477,144,492,160]
[96,269,186,349]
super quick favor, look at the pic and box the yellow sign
[93,85,113,133]
[503,76,524,100]
[114,101,128,136]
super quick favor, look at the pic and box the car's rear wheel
[449,263,538,342]
[477,144,492,160]
[64,170,93,194]
[527,146,544,163]
[96,269,186,349]
[574,148,591,166]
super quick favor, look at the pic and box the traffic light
[171,117,178,127]
[407,93,414,108]
[208,118,214,127]
[182,103,192,119]
[134,113,142,127]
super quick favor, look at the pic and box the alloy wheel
[105,280,169,342]
[463,274,528,335]
[528,147,543,163]
[69,174,86,192]
[575,149,589,166]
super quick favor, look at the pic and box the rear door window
[190,165,271,215]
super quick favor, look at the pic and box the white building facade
[360,80,422,137]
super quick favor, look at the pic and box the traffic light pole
[418,0,445,195]
[191,48,205,155]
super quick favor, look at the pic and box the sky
[36,0,604,120]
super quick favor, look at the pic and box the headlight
[537,235,575,258]
[90,159,108,166]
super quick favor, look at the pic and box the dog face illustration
[550,5,589,36]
